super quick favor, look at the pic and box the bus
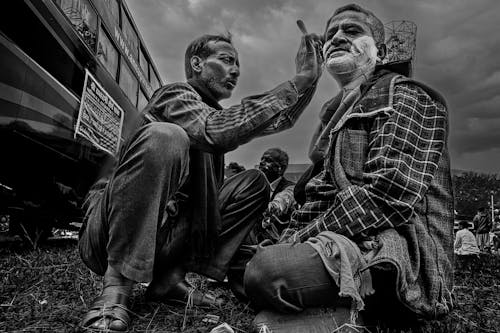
[0,0,163,242]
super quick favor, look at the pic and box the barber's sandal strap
[81,292,131,332]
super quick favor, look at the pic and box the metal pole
[491,191,495,225]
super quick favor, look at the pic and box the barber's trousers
[78,122,269,283]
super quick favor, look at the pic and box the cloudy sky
[127,0,500,174]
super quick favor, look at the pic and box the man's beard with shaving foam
[324,36,379,84]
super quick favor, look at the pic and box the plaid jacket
[283,72,454,319]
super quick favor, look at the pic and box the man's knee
[141,122,190,166]
[244,246,283,295]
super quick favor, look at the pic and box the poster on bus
[75,70,124,155]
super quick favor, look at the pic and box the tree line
[452,171,500,218]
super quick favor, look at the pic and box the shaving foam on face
[325,35,378,82]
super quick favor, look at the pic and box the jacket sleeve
[270,184,296,216]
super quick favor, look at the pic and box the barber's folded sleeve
[144,81,317,154]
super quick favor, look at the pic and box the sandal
[80,292,130,332]
[146,279,223,308]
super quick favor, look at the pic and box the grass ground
[1,238,499,332]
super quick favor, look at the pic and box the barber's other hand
[266,201,280,216]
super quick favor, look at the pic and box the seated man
[454,220,480,256]
[244,4,454,331]
[254,148,296,242]
[79,31,322,331]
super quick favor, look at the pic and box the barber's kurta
[80,79,316,282]
[142,80,315,259]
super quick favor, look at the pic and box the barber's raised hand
[293,20,324,94]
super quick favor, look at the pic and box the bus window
[150,65,161,91]
[103,0,120,25]
[137,89,148,111]
[97,25,119,79]
[119,61,138,106]
[139,48,149,79]
[121,8,138,60]
[54,0,98,51]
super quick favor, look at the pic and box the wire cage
[383,20,417,76]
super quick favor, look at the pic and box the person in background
[254,148,296,241]
[244,3,454,330]
[473,207,492,252]
[79,30,322,331]
[454,220,480,256]
[225,148,297,301]
[490,218,500,254]
[225,162,246,178]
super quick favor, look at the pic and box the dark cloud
[128,0,500,174]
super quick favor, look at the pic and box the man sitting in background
[455,220,480,256]
[254,148,296,241]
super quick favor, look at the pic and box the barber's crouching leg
[79,122,190,331]
[244,242,361,332]
[218,169,270,300]
[191,169,270,301]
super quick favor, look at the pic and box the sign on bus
[75,69,124,155]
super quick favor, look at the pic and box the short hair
[227,162,245,173]
[184,33,233,79]
[325,4,385,47]
[263,148,289,171]
[459,220,470,229]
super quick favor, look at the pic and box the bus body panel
[0,0,162,238]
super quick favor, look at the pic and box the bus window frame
[51,0,159,104]
[97,24,120,80]
[149,64,161,92]
[139,46,150,81]
[104,0,120,26]
[137,88,148,111]
[118,58,139,107]
[52,0,99,52]
[120,5,139,61]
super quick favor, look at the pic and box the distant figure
[225,162,245,178]
[454,220,480,256]
[257,148,296,241]
[473,207,492,251]
[491,220,500,254]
